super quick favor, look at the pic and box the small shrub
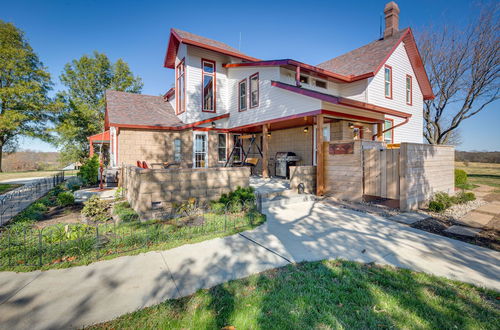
[455,169,468,186]
[78,155,100,186]
[210,202,226,214]
[433,192,454,209]
[113,201,139,222]
[216,186,255,211]
[455,191,476,204]
[57,192,75,207]
[429,201,445,212]
[82,195,110,222]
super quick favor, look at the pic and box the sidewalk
[0,200,499,329]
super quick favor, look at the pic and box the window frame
[201,59,216,113]
[249,72,259,108]
[238,78,248,112]
[315,79,327,89]
[299,75,309,84]
[217,133,227,163]
[384,118,394,144]
[175,58,186,115]
[173,138,182,162]
[406,74,412,105]
[384,65,393,99]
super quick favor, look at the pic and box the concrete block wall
[289,166,317,194]
[123,165,250,219]
[399,143,454,210]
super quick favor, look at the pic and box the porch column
[377,122,383,141]
[316,114,325,195]
[262,124,269,178]
[89,141,94,157]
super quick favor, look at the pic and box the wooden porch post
[377,122,383,141]
[262,124,269,178]
[316,114,325,195]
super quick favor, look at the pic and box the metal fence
[0,207,259,270]
[0,172,65,226]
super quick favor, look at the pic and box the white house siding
[367,42,424,143]
[339,79,368,102]
[227,67,321,128]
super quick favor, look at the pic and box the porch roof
[88,130,110,143]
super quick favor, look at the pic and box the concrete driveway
[0,200,499,329]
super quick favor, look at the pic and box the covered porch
[88,130,111,165]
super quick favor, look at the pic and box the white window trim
[192,131,208,168]
[217,133,227,163]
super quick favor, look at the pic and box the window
[384,65,392,99]
[249,73,259,108]
[313,124,331,165]
[217,133,227,162]
[173,138,182,162]
[384,119,394,143]
[233,135,242,162]
[238,79,247,111]
[176,59,185,114]
[299,75,309,84]
[406,75,412,105]
[202,59,215,112]
[193,132,208,168]
[315,80,327,89]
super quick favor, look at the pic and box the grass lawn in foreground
[456,162,500,192]
[0,183,22,194]
[0,170,77,182]
[91,260,499,329]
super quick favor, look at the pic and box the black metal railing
[0,207,260,270]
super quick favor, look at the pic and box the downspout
[372,116,411,141]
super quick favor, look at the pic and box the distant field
[0,170,77,182]
[0,183,22,194]
[455,162,500,191]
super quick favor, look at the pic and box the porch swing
[224,134,263,174]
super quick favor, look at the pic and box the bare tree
[419,3,499,145]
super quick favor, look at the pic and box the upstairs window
[176,59,185,114]
[173,138,182,162]
[299,75,309,84]
[202,59,215,112]
[238,78,247,111]
[249,73,259,108]
[315,80,327,89]
[384,65,392,99]
[406,75,412,105]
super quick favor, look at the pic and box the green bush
[78,155,100,186]
[217,186,255,210]
[210,202,226,214]
[113,201,139,222]
[433,192,454,209]
[57,192,75,207]
[455,169,468,186]
[82,195,110,222]
[428,201,445,212]
[455,191,476,204]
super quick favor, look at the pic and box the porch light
[267,132,271,137]
[303,127,309,133]
[211,122,216,128]
[348,122,355,129]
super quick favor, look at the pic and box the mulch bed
[33,204,84,229]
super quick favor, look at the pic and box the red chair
[142,161,149,169]
[136,161,142,168]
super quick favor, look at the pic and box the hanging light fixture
[267,131,271,137]
[303,127,309,133]
[211,122,216,128]
[348,122,355,129]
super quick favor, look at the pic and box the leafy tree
[0,20,54,172]
[419,3,499,145]
[55,51,142,162]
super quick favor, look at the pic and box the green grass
[0,170,77,181]
[0,183,22,194]
[456,162,500,192]
[90,260,500,329]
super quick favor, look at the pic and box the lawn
[90,259,500,329]
[456,162,500,192]
[0,183,22,194]
[0,170,77,182]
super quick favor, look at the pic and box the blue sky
[2,0,498,152]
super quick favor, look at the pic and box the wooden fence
[363,148,400,199]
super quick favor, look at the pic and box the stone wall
[289,166,317,194]
[399,143,454,210]
[123,166,250,219]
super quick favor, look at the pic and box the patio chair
[243,157,260,175]
[141,161,149,169]
[136,160,142,168]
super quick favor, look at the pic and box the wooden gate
[363,149,400,199]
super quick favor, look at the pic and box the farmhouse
[90,2,454,217]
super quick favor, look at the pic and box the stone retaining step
[444,225,482,237]
[458,211,494,228]
[386,212,430,225]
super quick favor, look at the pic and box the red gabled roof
[88,130,110,142]
[317,28,433,99]
[164,28,260,69]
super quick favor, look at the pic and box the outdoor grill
[274,152,300,179]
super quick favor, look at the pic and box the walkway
[0,201,499,329]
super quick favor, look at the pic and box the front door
[193,132,208,168]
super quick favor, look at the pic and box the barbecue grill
[274,152,300,179]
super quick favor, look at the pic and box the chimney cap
[384,1,400,14]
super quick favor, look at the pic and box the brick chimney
[384,1,400,38]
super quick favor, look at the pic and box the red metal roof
[88,130,110,142]
[164,28,260,69]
